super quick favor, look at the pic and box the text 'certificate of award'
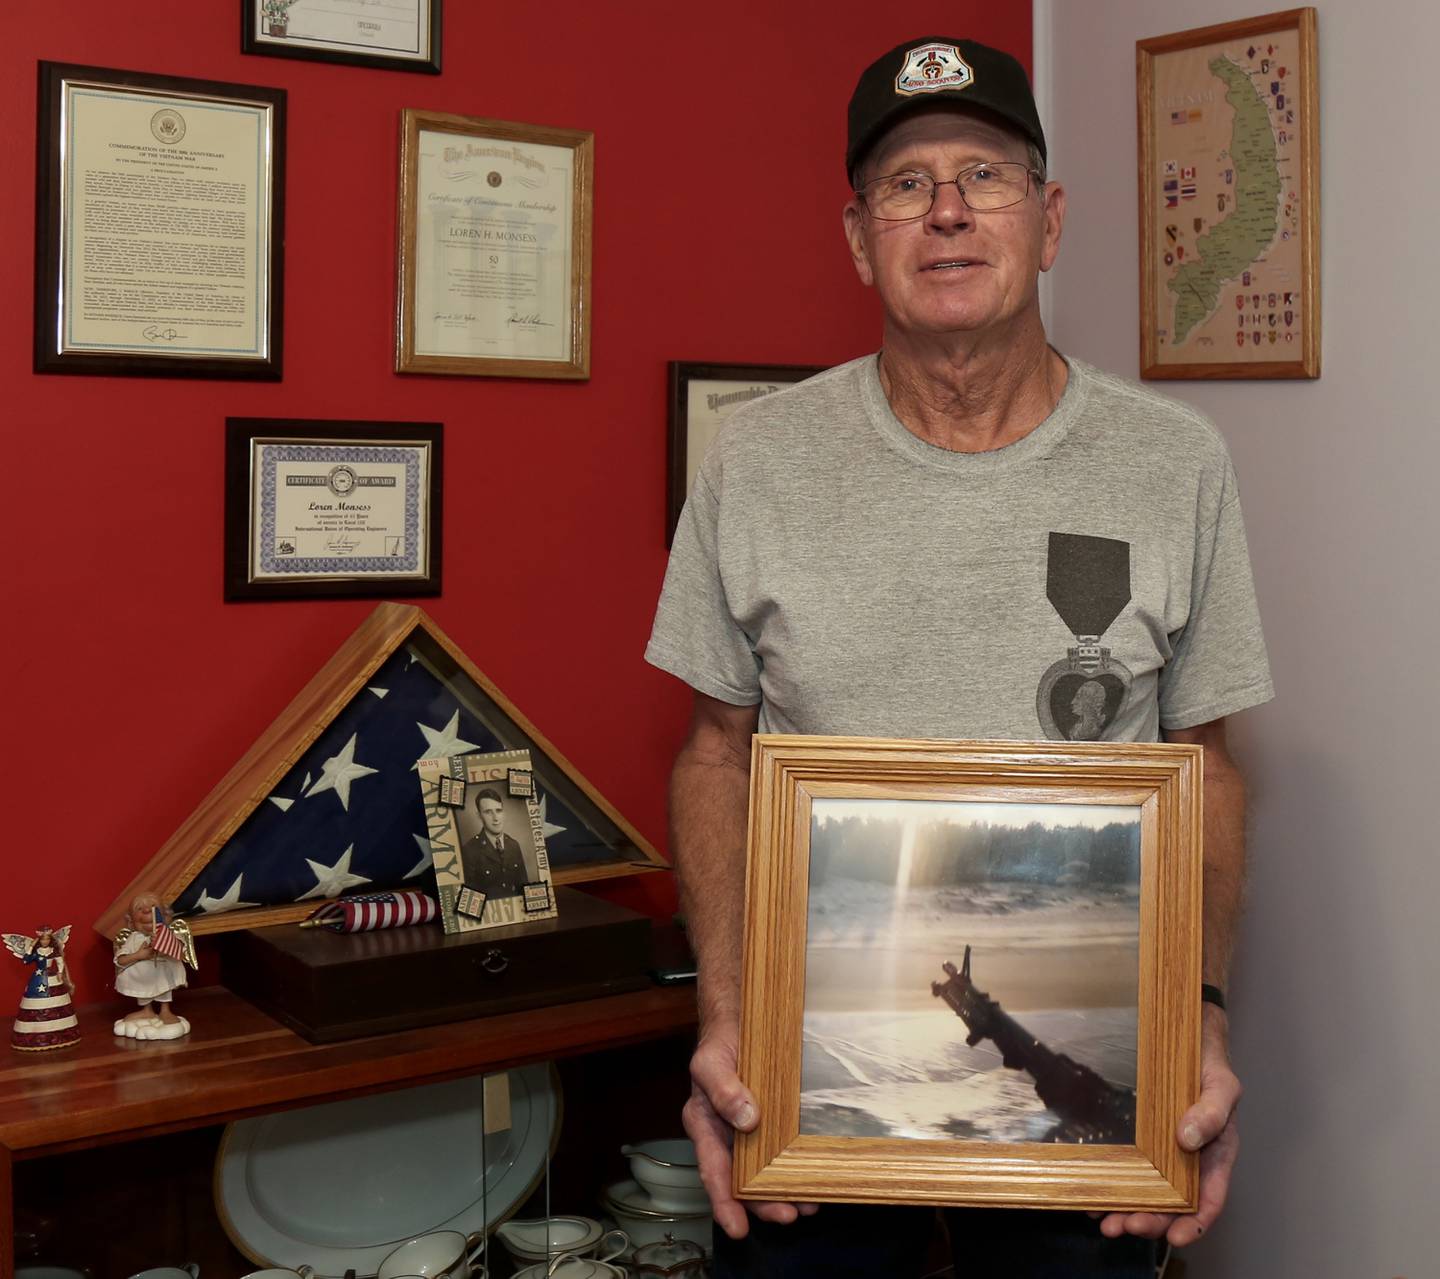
[36,65,284,379]
[225,419,443,600]
[398,111,593,379]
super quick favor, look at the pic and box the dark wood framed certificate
[34,63,286,380]
[395,109,594,380]
[224,419,443,601]
[666,361,825,545]
[241,0,442,75]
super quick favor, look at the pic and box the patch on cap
[895,43,974,96]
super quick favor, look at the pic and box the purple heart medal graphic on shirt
[1035,533,1134,741]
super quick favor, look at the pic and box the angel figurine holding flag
[112,892,197,1041]
[6,924,81,1051]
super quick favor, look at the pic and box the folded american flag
[301,890,439,933]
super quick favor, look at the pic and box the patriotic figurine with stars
[6,924,81,1051]
[112,892,198,1040]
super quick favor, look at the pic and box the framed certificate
[224,419,443,600]
[1137,8,1319,379]
[667,362,824,544]
[396,109,593,379]
[736,735,1203,1212]
[34,63,285,380]
[242,0,442,75]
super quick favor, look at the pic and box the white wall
[1035,3,1440,1276]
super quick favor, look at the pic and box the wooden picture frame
[241,0,442,75]
[223,418,443,601]
[396,109,593,379]
[95,603,666,940]
[1137,8,1319,379]
[666,362,825,545]
[735,735,1202,1212]
[34,62,285,380]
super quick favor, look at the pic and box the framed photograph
[666,362,825,544]
[419,748,558,933]
[242,0,442,74]
[34,62,285,380]
[224,418,443,601]
[396,109,593,379]
[96,603,667,939]
[734,735,1203,1212]
[1137,8,1319,379]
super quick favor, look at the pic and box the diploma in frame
[35,63,285,380]
[667,362,825,545]
[396,109,593,380]
[224,419,443,600]
[242,0,442,75]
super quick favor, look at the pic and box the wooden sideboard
[0,984,698,1278]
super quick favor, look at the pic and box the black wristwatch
[1200,983,1227,1012]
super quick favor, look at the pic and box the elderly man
[646,35,1271,1278]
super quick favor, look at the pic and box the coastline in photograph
[801,798,1141,1144]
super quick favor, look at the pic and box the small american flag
[302,890,439,934]
[150,910,195,967]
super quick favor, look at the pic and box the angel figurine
[112,892,198,1041]
[6,924,81,1051]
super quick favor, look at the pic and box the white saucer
[216,1065,559,1277]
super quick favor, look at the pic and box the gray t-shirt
[646,354,1272,742]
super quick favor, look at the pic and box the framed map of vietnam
[1138,8,1319,379]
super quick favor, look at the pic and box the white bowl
[619,1139,707,1212]
[601,1179,712,1255]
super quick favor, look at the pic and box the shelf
[0,983,697,1161]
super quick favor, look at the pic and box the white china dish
[215,1065,558,1277]
[619,1140,707,1213]
[601,1179,712,1255]
[495,1216,603,1263]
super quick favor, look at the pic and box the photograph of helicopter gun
[800,796,1141,1144]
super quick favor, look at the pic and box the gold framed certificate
[396,109,593,380]
[224,418,443,600]
[242,0,442,75]
[34,63,285,380]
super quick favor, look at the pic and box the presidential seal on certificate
[242,0,442,75]
[396,109,593,380]
[34,63,284,380]
[224,419,443,600]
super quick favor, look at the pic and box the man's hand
[683,1017,816,1240]
[1099,1005,1241,1247]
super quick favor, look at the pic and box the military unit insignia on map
[1036,534,1134,742]
[895,44,973,96]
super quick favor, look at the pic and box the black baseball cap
[846,37,1047,182]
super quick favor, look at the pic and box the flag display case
[96,602,666,941]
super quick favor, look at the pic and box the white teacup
[129,1268,199,1279]
[242,1270,315,1278]
[377,1230,486,1279]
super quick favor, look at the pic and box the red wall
[0,4,1031,998]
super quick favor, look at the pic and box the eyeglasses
[856,161,1041,220]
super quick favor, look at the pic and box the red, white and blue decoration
[302,890,439,933]
[6,925,81,1052]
